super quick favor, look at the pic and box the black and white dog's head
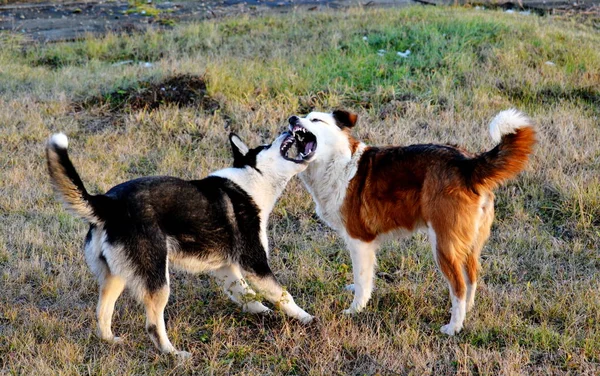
[228,127,317,175]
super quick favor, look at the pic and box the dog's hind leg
[213,264,271,314]
[97,273,126,343]
[428,224,468,336]
[466,194,495,312]
[243,261,313,324]
[133,233,190,359]
[342,237,379,315]
[84,227,126,343]
[142,283,190,359]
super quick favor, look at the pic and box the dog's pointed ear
[229,133,249,167]
[230,133,249,156]
[333,110,358,129]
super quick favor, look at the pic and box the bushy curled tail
[46,133,105,224]
[469,109,537,191]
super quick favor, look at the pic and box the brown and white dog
[288,109,536,335]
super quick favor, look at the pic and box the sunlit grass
[0,6,599,374]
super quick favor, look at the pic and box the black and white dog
[46,128,317,358]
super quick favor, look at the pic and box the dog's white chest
[299,147,364,232]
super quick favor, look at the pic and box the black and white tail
[46,133,105,225]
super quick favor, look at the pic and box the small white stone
[397,49,411,58]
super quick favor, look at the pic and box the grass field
[1,5,599,375]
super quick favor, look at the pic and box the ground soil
[81,74,220,112]
[1,0,598,43]
[0,0,397,42]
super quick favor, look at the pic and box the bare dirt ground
[1,0,599,43]
[0,0,400,42]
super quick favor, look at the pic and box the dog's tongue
[304,141,315,155]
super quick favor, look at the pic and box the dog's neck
[211,167,291,215]
[299,143,366,231]
[210,166,294,257]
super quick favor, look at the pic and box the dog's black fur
[46,132,315,358]
[89,175,268,291]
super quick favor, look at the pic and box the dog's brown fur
[294,109,536,334]
[341,123,536,302]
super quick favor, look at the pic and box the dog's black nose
[288,116,299,126]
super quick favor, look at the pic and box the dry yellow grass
[1,6,599,375]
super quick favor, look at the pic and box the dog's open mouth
[280,125,317,163]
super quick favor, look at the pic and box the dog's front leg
[342,237,379,315]
[212,264,271,314]
[245,269,314,324]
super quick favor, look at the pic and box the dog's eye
[311,118,323,123]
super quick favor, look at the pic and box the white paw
[99,332,123,344]
[173,350,192,361]
[244,301,271,314]
[298,313,315,324]
[259,308,274,315]
[342,300,366,315]
[109,336,124,344]
[342,306,362,315]
[345,284,355,292]
[440,323,462,336]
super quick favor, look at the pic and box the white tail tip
[50,133,68,149]
[489,109,531,143]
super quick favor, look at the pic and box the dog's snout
[288,116,299,126]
